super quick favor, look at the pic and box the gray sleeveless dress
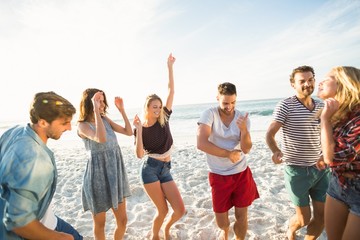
[81,118,131,214]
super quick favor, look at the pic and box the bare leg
[305,200,325,240]
[234,207,247,240]
[111,200,127,240]
[215,212,230,240]
[144,181,169,240]
[287,206,311,240]
[92,212,106,240]
[342,212,360,240]
[324,195,348,240]
[161,181,186,240]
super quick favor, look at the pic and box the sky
[1,0,360,122]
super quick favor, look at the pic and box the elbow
[125,130,133,136]
[135,149,144,159]
[97,136,107,143]
[100,136,107,143]
[196,140,204,151]
[265,131,272,145]
[242,144,252,154]
[242,145,252,154]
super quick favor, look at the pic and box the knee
[118,215,127,227]
[217,221,230,231]
[175,206,186,218]
[94,219,106,230]
[313,210,325,225]
[157,207,169,219]
[216,219,230,231]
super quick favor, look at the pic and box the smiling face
[291,71,315,98]
[217,94,237,116]
[147,99,162,119]
[96,93,106,115]
[317,71,338,100]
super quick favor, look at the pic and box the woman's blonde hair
[330,66,360,125]
[143,94,167,127]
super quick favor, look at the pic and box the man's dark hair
[30,91,76,123]
[218,82,237,96]
[290,66,315,83]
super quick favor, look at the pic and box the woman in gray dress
[78,89,132,240]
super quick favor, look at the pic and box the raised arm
[78,91,107,143]
[236,112,252,154]
[104,97,133,136]
[165,53,175,111]
[320,98,339,164]
[133,114,145,158]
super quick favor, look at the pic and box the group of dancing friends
[0,54,359,240]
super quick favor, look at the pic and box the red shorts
[209,167,259,213]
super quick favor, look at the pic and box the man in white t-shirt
[197,82,259,240]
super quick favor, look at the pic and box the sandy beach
[49,131,328,240]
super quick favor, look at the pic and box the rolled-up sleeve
[2,142,53,230]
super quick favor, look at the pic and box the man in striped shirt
[266,66,330,240]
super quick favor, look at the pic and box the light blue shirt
[0,124,57,240]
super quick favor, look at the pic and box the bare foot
[286,228,296,240]
[151,235,160,240]
[164,226,171,240]
[164,228,171,240]
[218,230,228,240]
[147,231,160,240]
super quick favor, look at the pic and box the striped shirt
[273,96,323,166]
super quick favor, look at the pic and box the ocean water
[168,98,279,144]
[0,98,281,146]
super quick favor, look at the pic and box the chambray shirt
[0,124,57,240]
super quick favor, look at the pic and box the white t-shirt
[40,203,58,230]
[198,107,250,175]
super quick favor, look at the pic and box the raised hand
[114,97,124,111]
[167,53,176,69]
[236,112,249,132]
[133,114,142,130]
[321,98,339,120]
[91,91,103,114]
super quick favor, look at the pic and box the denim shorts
[55,216,83,240]
[327,173,360,217]
[141,157,173,184]
[284,165,330,206]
